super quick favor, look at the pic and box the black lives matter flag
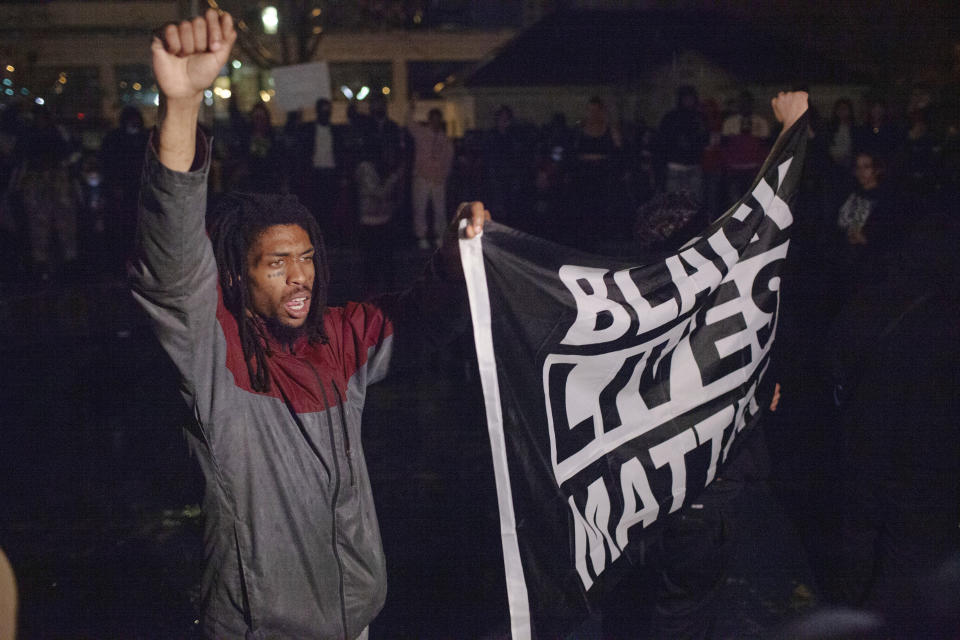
[459,115,808,638]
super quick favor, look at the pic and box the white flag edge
[459,228,532,640]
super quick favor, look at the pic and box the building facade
[0,1,515,132]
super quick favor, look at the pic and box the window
[115,64,159,108]
[328,62,392,102]
[31,66,101,118]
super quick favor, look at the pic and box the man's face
[854,154,880,189]
[246,224,315,328]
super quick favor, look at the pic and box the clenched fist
[152,9,237,106]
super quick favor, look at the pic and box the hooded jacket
[129,133,464,639]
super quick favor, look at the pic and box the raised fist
[152,9,237,105]
[771,91,809,132]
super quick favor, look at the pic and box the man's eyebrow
[266,247,314,257]
[264,245,314,258]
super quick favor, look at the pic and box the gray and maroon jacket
[129,136,464,639]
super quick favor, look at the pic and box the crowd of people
[2,81,960,286]
[1,19,958,633]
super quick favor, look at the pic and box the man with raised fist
[131,11,487,639]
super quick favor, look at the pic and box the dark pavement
[0,247,821,639]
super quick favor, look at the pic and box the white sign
[271,61,331,112]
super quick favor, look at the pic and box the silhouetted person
[853,98,900,158]
[355,143,404,295]
[659,86,709,201]
[298,97,343,234]
[568,96,624,244]
[721,90,770,208]
[11,105,79,278]
[481,105,523,225]
[100,105,148,264]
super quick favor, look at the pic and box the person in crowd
[601,91,807,637]
[99,104,148,262]
[406,99,454,250]
[355,142,405,295]
[721,90,771,208]
[241,102,284,193]
[853,98,900,158]
[897,104,939,193]
[832,151,906,302]
[77,152,107,267]
[0,103,24,203]
[447,128,484,233]
[699,97,726,219]
[278,109,304,191]
[8,105,80,279]
[0,103,26,279]
[301,97,342,230]
[535,112,574,224]
[567,96,624,244]
[827,98,856,176]
[573,96,623,166]
[135,13,489,637]
[540,111,574,164]
[360,94,404,160]
[825,210,960,611]
[481,104,524,225]
[532,113,572,232]
[658,85,709,201]
[823,97,857,211]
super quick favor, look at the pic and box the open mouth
[284,296,310,318]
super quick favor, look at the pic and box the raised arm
[359,201,490,384]
[130,11,240,430]
[153,10,236,170]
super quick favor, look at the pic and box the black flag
[459,115,808,639]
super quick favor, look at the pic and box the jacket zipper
[331,383,356,487]
[309,362,350,638]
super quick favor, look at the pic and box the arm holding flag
[765,90,807,411]
[459,90,811,639]
[771,91,809,137]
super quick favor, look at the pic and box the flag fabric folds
[459,116,808,639]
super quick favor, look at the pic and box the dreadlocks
[209,192,331,393]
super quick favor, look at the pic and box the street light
[261,6,279,35]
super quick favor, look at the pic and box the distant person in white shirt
[406,100,454,250]
[302,97,339,230]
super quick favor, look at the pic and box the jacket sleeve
[128,131,237,432]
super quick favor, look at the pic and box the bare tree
[206,0,427,69]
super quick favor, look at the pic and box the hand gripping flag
[460,114,808,639]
